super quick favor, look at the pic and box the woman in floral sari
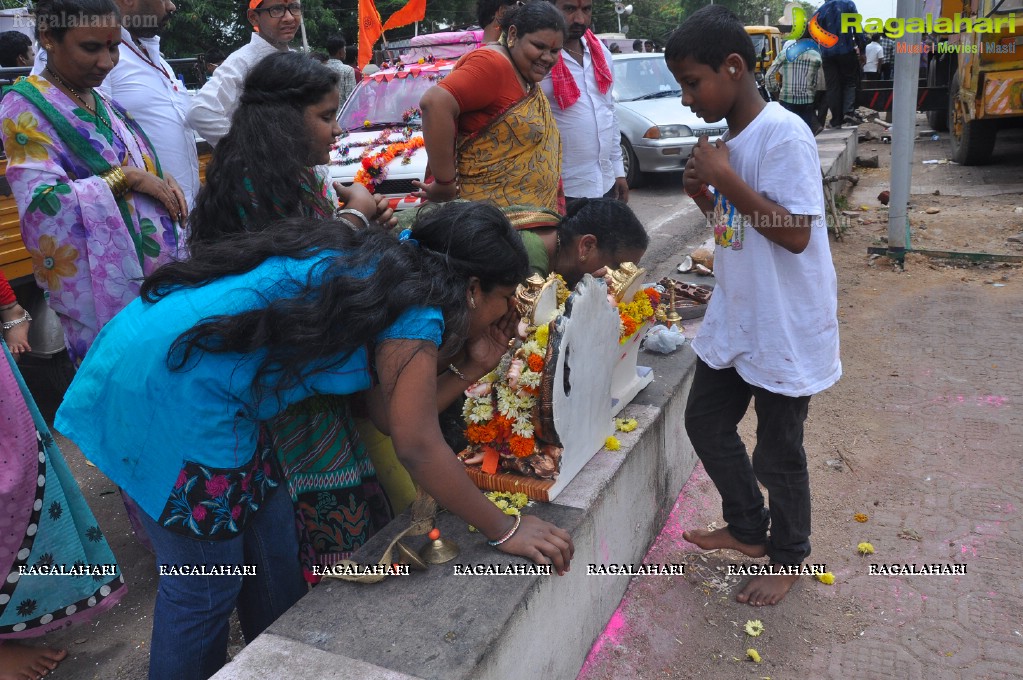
[416,1,566,212]
[0,0,186,365]
[1,272,125,680]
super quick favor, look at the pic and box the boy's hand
[690,136,730,187]
[683,156,705,195]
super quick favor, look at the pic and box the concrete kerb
[214,344,700,680]
[212,129,857,680]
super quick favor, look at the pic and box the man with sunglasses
[188,0,301,146]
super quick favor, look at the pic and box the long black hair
[561,198,649,254]
[187,51,340,247]
[144,201,529,400]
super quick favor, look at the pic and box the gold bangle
[101,166,129,198]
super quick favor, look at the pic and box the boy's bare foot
[682,527,767,558]
[0,642,67,679]
[736,569,800,606]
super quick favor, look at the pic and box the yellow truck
[745,25,784,75]
[924,0,1023,164]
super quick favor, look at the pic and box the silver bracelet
[2,309,31,331]
[334,208,371,230]
[447,363,472,382]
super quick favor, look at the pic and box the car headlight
[643,125,694,139]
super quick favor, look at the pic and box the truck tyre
[948,71,997,165]
[621,135,643,189]
[926,59,948,131]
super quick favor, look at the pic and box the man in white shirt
[30,0,201,207]
[863,34,883,80]
[540,0,629,202]
[187,0,300,147]
[106,0,200,208]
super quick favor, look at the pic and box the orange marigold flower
[492,414,513,439]
[621,316,638,338]
[645,288,661,306]
[465,423,492,444]
[526,354,544,373]
[508,435,535,458]
[854,513,868,523]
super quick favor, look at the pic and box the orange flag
[382,0,426,31]
[358,0,384,70]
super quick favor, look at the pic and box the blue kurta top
[56,251,443,521]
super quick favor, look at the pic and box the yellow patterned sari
[456,86,562,212]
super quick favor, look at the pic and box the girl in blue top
[56,201,575,680]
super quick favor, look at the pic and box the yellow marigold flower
[3,111,53,164]
[534,323,549,347]
[815,571,835,585]
[604,435,621,451]
[29,234,78,292]
[854,513,868,523]
[746,648,762,663]
[743,619,765,637]
[857,542,875,555]
[510,492,528,508]
[615,417,638,432]
[502,507,520,516]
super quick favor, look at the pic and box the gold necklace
[45,67,144,167]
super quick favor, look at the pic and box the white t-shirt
[864,41,883,73]
[692,102,841,397]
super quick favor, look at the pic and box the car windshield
[750,34,769,56]
[337,73,440,130]
[612,57,682,102]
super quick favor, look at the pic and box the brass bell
[394,541,428,571]
[420,528,460,564]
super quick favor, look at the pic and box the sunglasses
[256,2,302,18]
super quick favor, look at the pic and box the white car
[611,53,727,187]
[329,59,454,210]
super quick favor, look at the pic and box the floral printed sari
[0,341,125,639]
[456,86,563,213]
[0,76,181,363]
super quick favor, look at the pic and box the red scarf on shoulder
[550,30,613,110]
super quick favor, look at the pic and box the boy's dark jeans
[684,359,812,565]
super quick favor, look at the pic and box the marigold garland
[353,136,425,190]
[463,279,569,465]
[618,287,658,344]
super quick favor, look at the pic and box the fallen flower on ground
[744,619,765,637]
[604,435,621,451]
[615,417,638,432]
[854,513,868,522]
[747,648,762,663]
[815,571,835,585]
[857,542,875,555]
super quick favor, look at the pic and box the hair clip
[398,229,419,246]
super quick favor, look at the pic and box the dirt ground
[18,116,1023,679]
[578,118,1023,680]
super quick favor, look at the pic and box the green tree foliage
[162,0,339,58]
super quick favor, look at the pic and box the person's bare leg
[735,567,800,606]
[0,642,67,680]
[683,527,767,558]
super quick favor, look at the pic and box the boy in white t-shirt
[665,5,841,607]
[864,35,883,80]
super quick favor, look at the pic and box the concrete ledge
[213,130,853,680]
[214,345,699,680]
[816,127,858,193]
